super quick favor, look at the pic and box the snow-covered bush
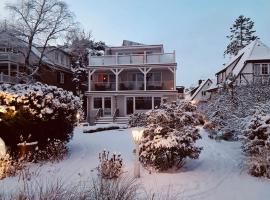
[34,139,68,162]
[0,83,82,152]
[128,112,148,127]
[243,115,270,178]
[199,84,270,140]
[0,154,14,180]
[139,102,202,171]
[97,150,123,179]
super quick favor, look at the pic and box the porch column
[16,64,19,78]
[138,67,152,91]
[168,66,176,90]
[88,69,96,91]
[110,68,123,91]
[86,96,91,123]
[8,62,10,76]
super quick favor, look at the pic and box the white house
[86,40,178,124]
[189,79,213,103]
[216,39,270,86]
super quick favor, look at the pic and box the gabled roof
[190,79,213,101]
[216,39,270,78]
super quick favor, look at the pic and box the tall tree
[6,0,76,77]
[224,15,259,56]
[65,29,106,94]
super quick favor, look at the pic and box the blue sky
[1,0,270,86]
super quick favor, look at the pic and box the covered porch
[87,66,176,92]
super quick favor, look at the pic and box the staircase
[95,116,129,125]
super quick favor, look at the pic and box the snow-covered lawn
[1,125,270,199]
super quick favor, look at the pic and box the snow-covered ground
[1,125,270,199]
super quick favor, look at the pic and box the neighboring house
[37,46,74,91]
[0,30,74,92]
[216,39,270,86]
[189,79,213,103]
[86,40,178,124]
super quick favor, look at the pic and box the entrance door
[103,97,111,116]
[126,97,134,115]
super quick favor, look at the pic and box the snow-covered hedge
[199,84,270,140]
[0,83,82,152]
[128,112,148,127]
[139,102,203,171]
[243,114,270,178]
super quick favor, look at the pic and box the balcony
[91,80,174,91]
[0,73,19,84]
[89,52,175,66]
[0,53,19,63]
[93,82,116,91]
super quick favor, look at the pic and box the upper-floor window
[60,72,65,84]
[60,54,64,65]
[147,72,161,82]
[253,63,270,75]
[262,64,269,75]
[55,52,59,62]
[95,73,115,83]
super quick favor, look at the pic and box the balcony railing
[119,81,144,90]
[0,53,19,62]
[0,72,19,84]
[90,80,174,91]
[93,82,116,91]
[89,52,175,66]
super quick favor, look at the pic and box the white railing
[0,72,19,84]
[89,52,175,66]
[0,53,19,62]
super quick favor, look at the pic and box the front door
[126,97,134,115]
[104,97,111,116]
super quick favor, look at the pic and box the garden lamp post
[0,137,6,158]
[76,113,80,125]
[132,127,144,178]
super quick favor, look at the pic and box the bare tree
[6,0,76,77]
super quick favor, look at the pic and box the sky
[0,0,270,87]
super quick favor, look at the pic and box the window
[154,97,161,109]
[96,73,112,83]
[253,64,260,75]
[262,64,269,75]
[94,97,102,109]
[147,72,161,82]
[135,97,152,110]
[202,91,206,96]
[55,52,59,62]
[132,73,144,82]
[61,54,64,65]
[60,72,64,84]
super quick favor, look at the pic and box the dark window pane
[126,97,134,115]
[154,97,161,109]
[94,97,102,109]
[135,97,152,110]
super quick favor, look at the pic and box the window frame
[60,72,65,84]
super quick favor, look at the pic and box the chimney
[198,80,203,85]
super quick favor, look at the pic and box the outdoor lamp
[76,113,80,124]
[0,137,6,158]
[132,127,144,178]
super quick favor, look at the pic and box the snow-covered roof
[190,79,212,100]
[216,39,270,77]
[205,79,220,91]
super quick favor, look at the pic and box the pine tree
[224,15,259,56]
[66,29,106,95]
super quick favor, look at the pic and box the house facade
[0,30,74,92]
[216,39,270,86]
[86,40,178,124]
[189,79,213,103]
